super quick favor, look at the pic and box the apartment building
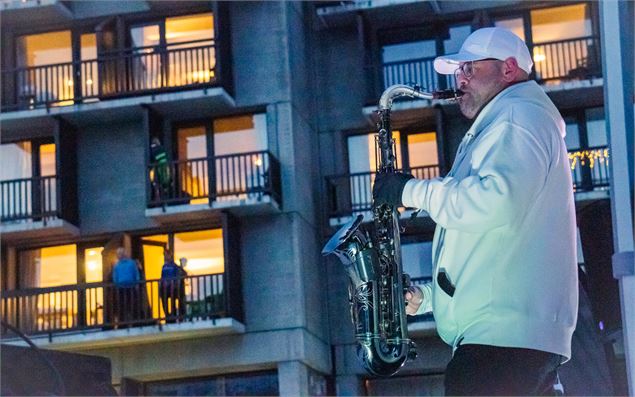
[1,1,632,395]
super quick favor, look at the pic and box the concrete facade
[1,1,632,395]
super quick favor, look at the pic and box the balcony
[569,145,611,200]
[365,36,602,107]
[146,151,282,222]
[325,165,440,226]
[1,39,234,131]
[0,175,78,243]
[326,148,611,225]
[0,273,244,345]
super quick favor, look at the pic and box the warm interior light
[254,158,263,167]
[86,79,93,85]
[533,48,547,63]
[66,79,74,86]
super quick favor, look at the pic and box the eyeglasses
[454,58,499,80]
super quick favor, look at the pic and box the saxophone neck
[378,84,463,110]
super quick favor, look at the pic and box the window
[84,246,105,325]
[443,25,472,53]
[382,39,440,90]
[0,141,32,181]
[401,241,433,281]
[347,132,402,174]
[80,33,98,99]
[0,141,57,221]
[530,4,592,43]
[130,13,215,89]
[140,228,224,320]
[16,30,74,105]
[407,132,439,168]
[564,107,610,191]
[530,4,595,83]
[176,125,209,203]
[495,18,525,41]
[16,30,72,68]
[143,370,279,396]
[18,244,78,331]
[213,114,268,200]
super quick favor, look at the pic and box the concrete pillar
[336,374,365,396]
[599,0,635,395]
[278,361,310,397]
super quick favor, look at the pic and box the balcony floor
[147,195,281,224]
[1,87,235,134]
[2,317,245,350]
[0,218,79,244]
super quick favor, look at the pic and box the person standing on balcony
[112,247,142,328]
[373,27,578,396]
[159,250,188,323]
[150,137,171,203]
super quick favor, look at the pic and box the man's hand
[373,172,414,207]
[405,286,424,315]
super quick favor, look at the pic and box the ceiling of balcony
[314,0,553,30]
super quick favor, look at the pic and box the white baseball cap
[434,27,533,75]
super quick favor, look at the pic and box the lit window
[174,229,224,276]
[495,18,525,41]
[531,4,592,43]
[407,132,438,168]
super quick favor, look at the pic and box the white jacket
[403,80,578,360]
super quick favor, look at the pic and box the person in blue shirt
[112,247,141,326]
[160,250,188,322]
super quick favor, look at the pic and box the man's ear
[501,57,520,82]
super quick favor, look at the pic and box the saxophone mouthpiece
[432,89,464,101]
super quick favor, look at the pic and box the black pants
[444,344,562,396]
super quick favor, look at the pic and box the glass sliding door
[165,13,215,86]
[174,229,225,317]
[130,24,162,90]
[84,247,104,325]
[530,4,595,82]
[16,30,73,106]
[141,235,168,320]
[176,125,209,204]
[18,244,78,332]
[80,33,98,99]
[213,114,267,200]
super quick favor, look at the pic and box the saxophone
[322,85,462,377]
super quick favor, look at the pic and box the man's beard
[458,91,480,119]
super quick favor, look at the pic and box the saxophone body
[322,85,461,377]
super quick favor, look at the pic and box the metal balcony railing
[2,39,219,111]
[532,36,602,83]
[368,36,602,103]
[325,147,611,219]
[382,56,456,92]
[569,145,610,193]
[1,273,226,338]
[0,175,58,223]
[325,165,440,218]
[148,151,282,208]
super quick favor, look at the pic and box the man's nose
[455,72,469,88]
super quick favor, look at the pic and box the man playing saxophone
[373,27,578,396]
